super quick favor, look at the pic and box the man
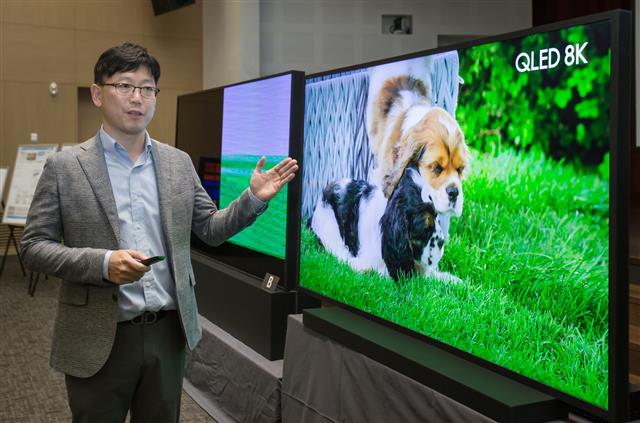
[20,43,297,422]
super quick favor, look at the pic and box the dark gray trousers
[65,311,186,423]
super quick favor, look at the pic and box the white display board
[2,144,58,226]
[0,166,8,201]
[60,143,77,151]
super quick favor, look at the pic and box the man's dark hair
[94,43,161,84]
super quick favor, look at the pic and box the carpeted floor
[0,256,216,423]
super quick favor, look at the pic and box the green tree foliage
[456,24,611,177]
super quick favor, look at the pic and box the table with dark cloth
[281,313,499,423]
[184,316,283,423]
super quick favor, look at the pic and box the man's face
[90,66,157,140]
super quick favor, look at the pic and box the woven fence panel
[431,52,460,116]
[302,71,373,220]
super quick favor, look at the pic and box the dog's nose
[446,185,458,202]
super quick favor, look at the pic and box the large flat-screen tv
[297,11,631,421]
[176,71,305,289]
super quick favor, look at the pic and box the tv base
[303,307,567,423]
[191,250,296,360]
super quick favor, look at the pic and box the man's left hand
[250,157,298,202]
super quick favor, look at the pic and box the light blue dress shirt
[99,128,176,322]
[99,128,266,322]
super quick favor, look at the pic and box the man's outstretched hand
[249,157,298,202]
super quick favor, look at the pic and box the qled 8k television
[176,71,305,288]
[298,11,631,422]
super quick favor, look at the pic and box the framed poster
[2,144,59,226]
[0,166,8,202]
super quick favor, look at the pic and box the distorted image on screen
[300,21,611,410]
[220,74,292,259]
[176,71,303,283]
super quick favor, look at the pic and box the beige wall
[260,0,532,75]
[202,0,260,89]
[0,0,203,170]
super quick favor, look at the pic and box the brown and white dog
[366,59,470,217]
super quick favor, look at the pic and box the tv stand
[303,307,567,423]
[190,250,297,360]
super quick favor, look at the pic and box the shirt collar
[99,126,152,160]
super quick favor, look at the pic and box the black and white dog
[309,163,461,283]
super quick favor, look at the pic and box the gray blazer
[21,135,261,378]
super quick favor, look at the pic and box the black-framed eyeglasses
[99,82,160,99]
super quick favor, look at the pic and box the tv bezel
[175,70,305,291]
[294,10,631,422]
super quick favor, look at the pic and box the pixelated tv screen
[176,72,300,280]
[219,74,292,259]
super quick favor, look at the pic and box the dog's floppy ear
[383,142,425,197]
[380,194,414,283]
[455,127,471,180]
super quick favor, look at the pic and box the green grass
[220,154,287,259]
[300,148,609,409]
